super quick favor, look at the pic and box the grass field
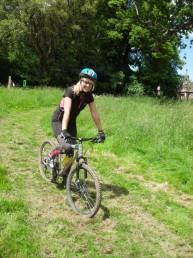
[0,87,193,257]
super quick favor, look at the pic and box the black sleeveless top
[52,86,94,122]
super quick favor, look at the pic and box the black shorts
[51,108,77,138]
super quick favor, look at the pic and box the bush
[127,76,144,96]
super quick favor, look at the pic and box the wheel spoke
[39,141,55,182]
[81,184,95,208]
[66,164,101,217]
[83,193,95,210]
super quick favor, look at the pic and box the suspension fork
[75,143,88,180]
[75,160,87,180]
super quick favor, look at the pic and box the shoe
[48,156,54,169]
[43,156,54,169]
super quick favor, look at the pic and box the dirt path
[0,110,82,256]
[101,152,193,209]
[0,109,193,258]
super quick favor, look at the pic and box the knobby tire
[66,163,101,218]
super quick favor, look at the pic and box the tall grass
[78,96,193,193]
[1,87,193,193]
[0,87,61,117]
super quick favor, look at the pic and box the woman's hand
[97,130,106,143]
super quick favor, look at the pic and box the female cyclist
[48,68,105,182]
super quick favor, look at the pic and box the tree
[96,0,193,95]
[0,0,193,96]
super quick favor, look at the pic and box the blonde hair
[72,80,95,95]
[73,81,82,95]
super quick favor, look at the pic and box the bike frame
[71,137,95,169]
[39,136,102,217]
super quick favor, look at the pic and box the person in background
[48,68,105,182]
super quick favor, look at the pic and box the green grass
[0,87,61,117]
[1,87,193,257]
[91,155,193,242]
[0,166,40,258]
[0,166,12,192]
[78,95,193,194]
[1,87,193,193]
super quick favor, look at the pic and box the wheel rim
[68,168,99,216]
[39,141,54,182]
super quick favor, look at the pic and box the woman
[49,68,105,182]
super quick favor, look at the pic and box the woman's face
[80,78,94,92]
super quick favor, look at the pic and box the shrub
[127,75,144,96]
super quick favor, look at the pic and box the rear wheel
[66,163,101,217]
[39,141,55,182]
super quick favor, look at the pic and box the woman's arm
[88,101,103,131]
[62,97,72,130]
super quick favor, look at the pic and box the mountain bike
[39,136,102,218]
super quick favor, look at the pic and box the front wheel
[66,163,101,217]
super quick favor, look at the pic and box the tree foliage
[0,0,193,96]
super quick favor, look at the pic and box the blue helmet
[79,68,97,81]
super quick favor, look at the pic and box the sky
[178,33,193,81]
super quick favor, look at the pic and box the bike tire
[66,163,101,218]
[39,141,55,182]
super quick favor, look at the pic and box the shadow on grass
[56,181,129,197]
[56,182,66,190]
[54,179,129,220]
[100,182,129,220]
[100,204,110,220]
[101,182,129,198]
